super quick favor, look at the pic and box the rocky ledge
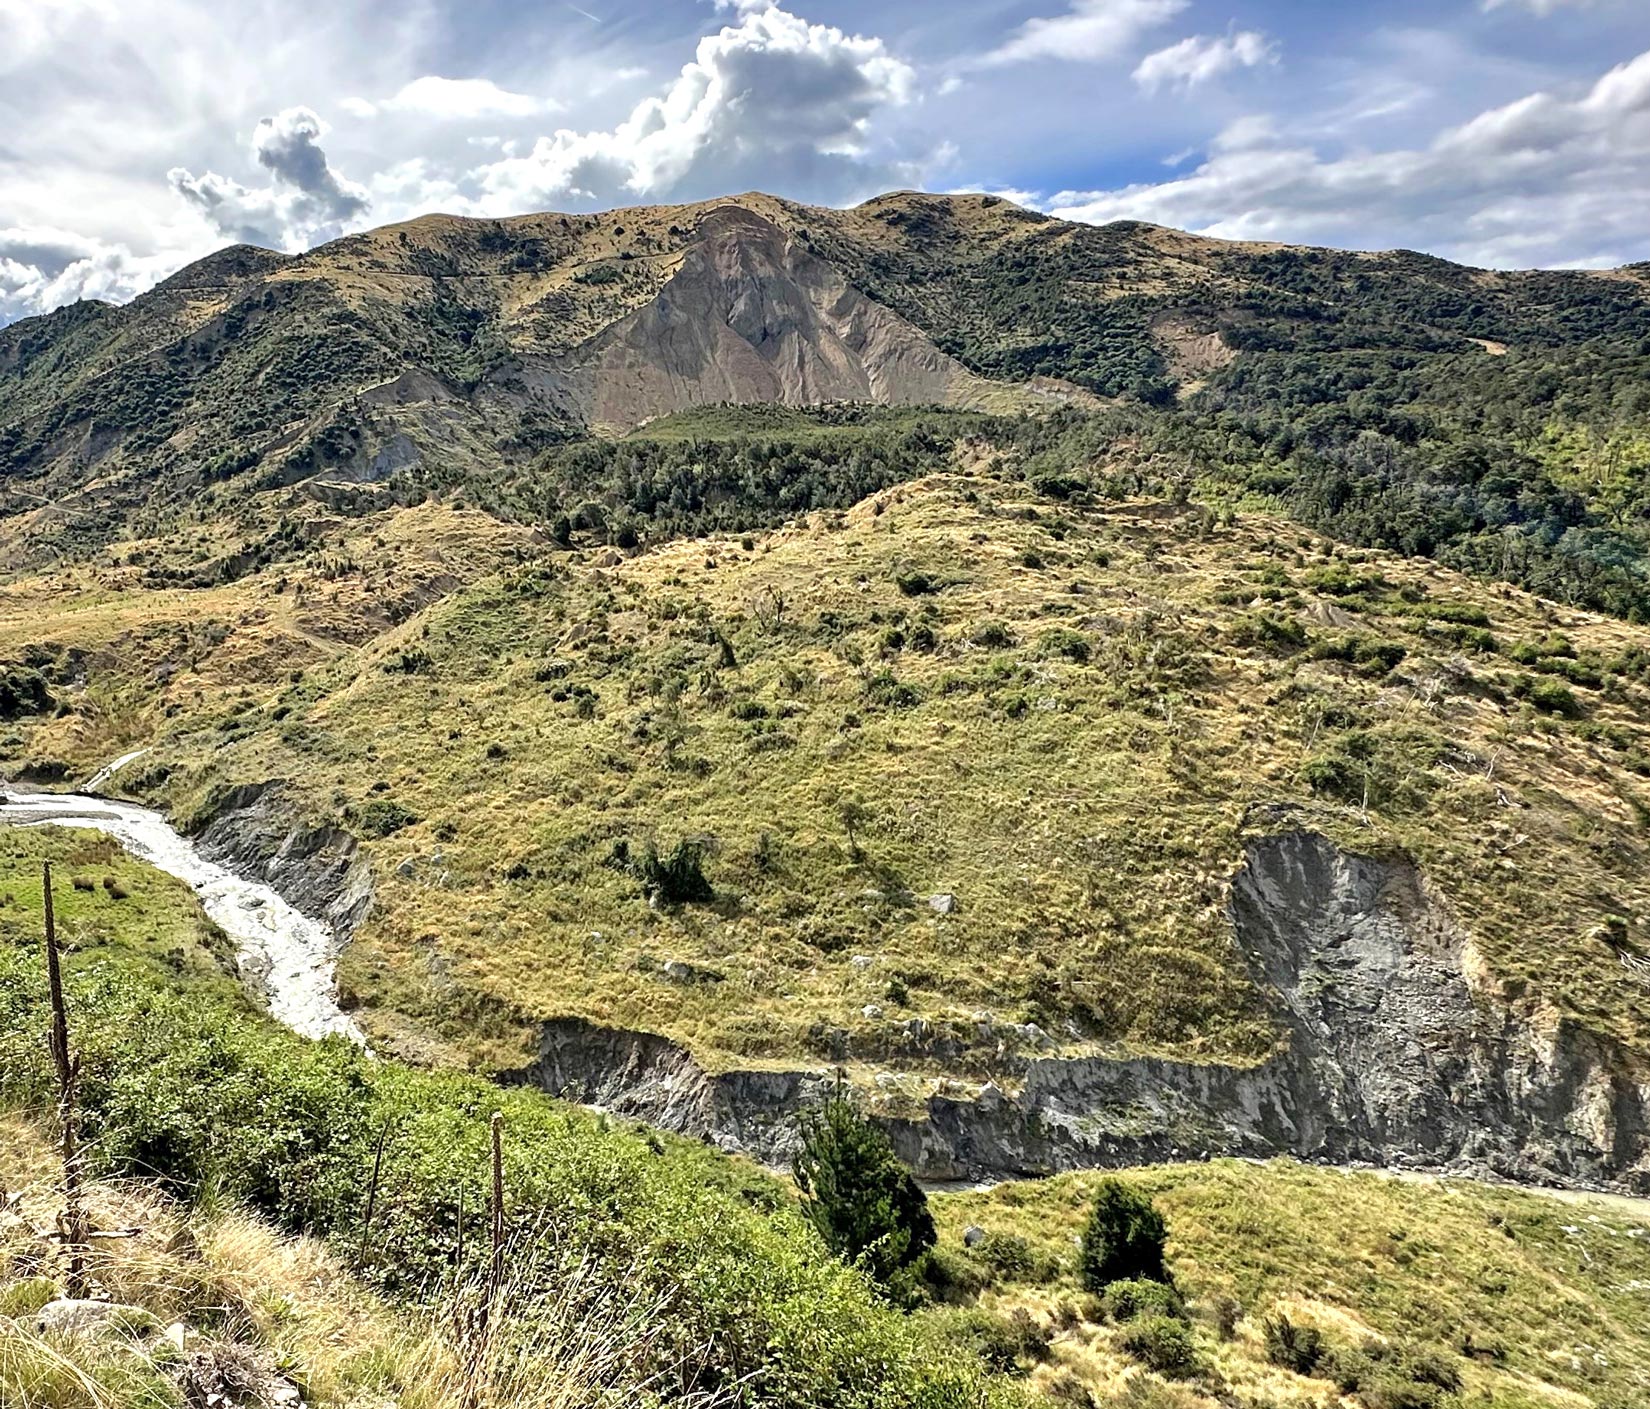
[507,830,1650,1193]
[192,781,374,940]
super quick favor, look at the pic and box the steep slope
[6,190,1650,573]
[6,455,1650,1187]
[566,206,975,429]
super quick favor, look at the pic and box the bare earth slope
[6,190,1650,569]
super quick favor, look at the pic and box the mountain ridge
[7,188,1650,573]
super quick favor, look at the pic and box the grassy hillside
[930,1160,1650,1409]
[0,827,1008,1409]
[5,455,1650,1088]
[6,830,1648,1409]
[6,191,1650,602]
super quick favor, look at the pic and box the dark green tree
[793,1081,935,1295]
[1080,1177,1169,1290]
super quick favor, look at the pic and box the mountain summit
[5,189,1649,568]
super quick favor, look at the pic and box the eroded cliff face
[193,782,374,940]
[566,207,972,429]
[511,831,1650,1191]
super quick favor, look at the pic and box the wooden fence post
[42,861,89,1298]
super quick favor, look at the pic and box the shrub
[863,672,922,708]
[0,664,53,721]
[927,1306,1050,1374]
[358,800,418,838]
[919,1245,988,1301]
[894,571,936,597]
[383,648,432,674]
[1103,1278,1185,1323]
[1527,676,1580,717]
[793,1085,935,1296]
[1038,628,1091,664]
[1080,1178,1169,1290]
[0,946,988,1409]
[971,621,1015,649]
[968,1230,1060,1285]
[1322,1339,1463,1408]
[1231,610,1308,653]
[1263,1313,1326,1375]
[621,838,714,906]
[1115,1315,1199,1377]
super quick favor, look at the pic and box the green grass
[0,830,1008,1409]
[0,828,244,1002]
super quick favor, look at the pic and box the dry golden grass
[2,1114,726,1409]
[6,466,1650,1090]
[934,1158,1650,1409]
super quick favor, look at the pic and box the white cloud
[469,5,923,211]
[982,0,1187,67]
[169,107,370,251]
[1133,31,1276,91]
[1050,48,1650,268]
[344,76,562,121]
[0,225,180,324]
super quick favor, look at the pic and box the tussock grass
[932,1158,1650,1408]
[6,471,1650,1089]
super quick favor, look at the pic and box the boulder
[660,959,725,986]
[929,893,958,915]
[36,1300,159,1340]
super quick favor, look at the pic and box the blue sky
[2,0,1648,324]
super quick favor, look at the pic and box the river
[0,785,364,1044]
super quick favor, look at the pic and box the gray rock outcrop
[510,830,1650,1192]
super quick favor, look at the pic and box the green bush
[1115,1315,1199,1378]
[1322,1338,1463,1408]
[0,947,987,1409]
[1079,1178,1169,1290]
[1231,610,1308,653]
[627,844,712,910]
[1037,628,1091,664]
[1263,1313,1326,1375]
[968,1230,1060,1285]
[925,1306,1050,1375]
[1102,1278,1185,1323]
[793,1086,936,1298]
[357,799,418,837]
[0,664,53,721]
[1527,676,1581,717]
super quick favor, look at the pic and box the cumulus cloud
[0,225,179,324]
[169,107,370,251]
[1133,31,1276,91]
[982,0,1187,67]
[468,5,922,211]
[1049,48,1650,268]
[342,76,561,121]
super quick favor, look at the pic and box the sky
[2,0,1649,326]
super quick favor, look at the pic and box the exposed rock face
[193,782,374,938]
[567,207,971,429]
[511,831,1650,1192]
